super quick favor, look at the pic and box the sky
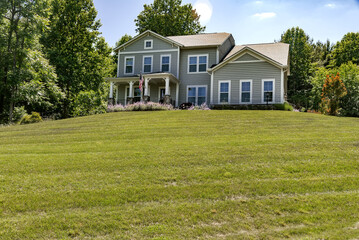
[93,0,359,48]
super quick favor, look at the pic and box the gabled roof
[114,30,183,51]
[210,42,290,72]
[167,32,231,48]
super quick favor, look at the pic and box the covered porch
[106,73,180,107]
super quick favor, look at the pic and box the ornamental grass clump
[188,103,211,110]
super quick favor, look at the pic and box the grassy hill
[0,110,358,239]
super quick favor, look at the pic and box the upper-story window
[124,56,134,75]
[188,55,208,73]
[161,55,171,72]
[144,40,153,49]
[143,56,153,73]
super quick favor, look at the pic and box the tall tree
[331,32,359,67]
[135,0,205,36]
[312,40,333,68]
[42,0,113,118]
[0,0,50,122]
[280,27,313,106]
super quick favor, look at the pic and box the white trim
[218,80,231,104]
[280,68,284,103]
[177,47,180,79]
[160,54,171,73]
[144,39,153,49]
[216,48,219,64]
[142,55,153,73]
[124,56,135,75]
[175,83,179,107]
[117,50,120,77]
[186,85,207,105]
[228,60,265,64]
[187,54,209,74]
[239,80,252,104]
[210,72,214,104]
[261,79,275,104]
[158,87,166,100]
[119,49,178,54]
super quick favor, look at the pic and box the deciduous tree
[331,32,359,67]
[135,0,205,36]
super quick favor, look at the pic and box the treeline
[0,0,114,124]
[280,27,359,117]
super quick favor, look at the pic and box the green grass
[0,110,359,239]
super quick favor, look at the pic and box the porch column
[129,81,134,97]
[144,77,150,103]
[164,77,171,104]
[165,77,170,95]
[115,85,119,104]
[175,83,179,107]
[128,81,134,104]
[109,81,114,105]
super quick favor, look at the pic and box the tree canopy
[331,32,359,67]
[135,0,205,36]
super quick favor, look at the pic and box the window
[262,79,275,103]
[161,55,171,72]
[188,55,208,73]
[219,81,231,104]
[187,85,207,105]
[144,40,153,49]
[124,56,134,74]
[143,56,152,73]
[240,80,252,103]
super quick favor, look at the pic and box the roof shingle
[167,32,231,47]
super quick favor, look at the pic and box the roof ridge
[167,32,230,38]
[238,42,287,46]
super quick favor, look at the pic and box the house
[106,30,290,107]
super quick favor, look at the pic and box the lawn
[0,110,359,239]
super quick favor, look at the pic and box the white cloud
[194,0,213,25]
[252,12,276,20]
[325,3,336,8]
[254,1,263,5]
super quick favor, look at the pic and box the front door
[159,88,166,103]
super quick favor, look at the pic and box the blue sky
[93,0,359,48]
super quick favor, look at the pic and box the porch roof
[105,72,179,84]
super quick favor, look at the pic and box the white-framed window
[161,55,171,72]
[143,55,153,73]
[144,40,153,49]
[262,79,275,103]
[240,80,252,104]
[188,55,208,73]
[158,87,166,100]
[218,80,231,104]
[124,56,135,75]
[187,85,207,105]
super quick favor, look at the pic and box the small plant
[188,103,211,110]
[320,73,347,116]
[13,106,27,123]
[20,112,42,124]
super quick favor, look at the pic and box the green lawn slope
[0,111,359,239]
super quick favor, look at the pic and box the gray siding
[235,53,259,62]
[218,35,235,62]
[213,61,282,104]
[121,35,177,52]
[118,51,178,78]
[178,48,217,105]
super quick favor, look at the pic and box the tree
[320,73,347,116]
[312,39,333,68]
[135,0,205,36]
[280,27,313,107]
[42,0,114,118]
[331,32,359,67]
[113,34,132,76]
[0,0,51,122]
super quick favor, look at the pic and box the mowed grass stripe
[0,110,358,239]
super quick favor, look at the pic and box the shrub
[73,90,107,117]
[274,102,294,111]
[13,106,27,123]
[20,112,43,124]
[107,102,173,112]
[188,103,210,110]
[320,73,347,116]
